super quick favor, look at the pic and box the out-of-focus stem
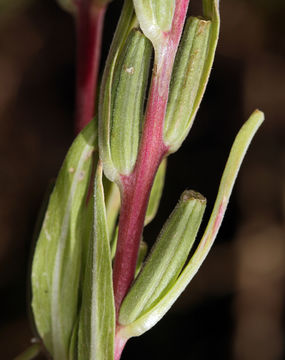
[75,1,106,134]
[113,0,190,318]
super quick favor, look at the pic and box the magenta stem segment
[75,1,106,134]
[112,0,190,320]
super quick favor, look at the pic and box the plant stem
[75,1,106,134]
[113,0,190,318]
[114,328,128,360]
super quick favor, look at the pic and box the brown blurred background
[0,0,284,359]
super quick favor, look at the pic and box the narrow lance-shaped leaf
[103,177,120,238]
[78,162,115,360]
[120,110,264,337]
[31,121,97,359]
[119,190,206,326]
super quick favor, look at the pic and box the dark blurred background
[0,0,284,359]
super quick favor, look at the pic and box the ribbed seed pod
[163,16,212,152]
[110,29,152,175]
[99,0,138,182]
[119,190,206,325]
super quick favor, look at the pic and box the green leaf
[120,110,264,337]
[78,162,115,360]
[110,225,119,259]
[31,120,97,359]
[145,158,167,225]
[103,177,120,239]
[119,190,206,326]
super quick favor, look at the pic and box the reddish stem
[75,1,106,134]
[113,0,190,318]
[114,328,128,360]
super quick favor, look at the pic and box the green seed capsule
[164,16,212,152]
[110,29,152,175]
[119,190,206,325]
[99,0,138,182]
[99,25,152,181]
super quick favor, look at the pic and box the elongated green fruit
[164,0,220,153]
[164,17,211,150]
[78,162,115,360]
[31,121,97,359]
[99,0,138,182]
[119,110,264,338]
[110,29,152,175]
[119,190,206,325]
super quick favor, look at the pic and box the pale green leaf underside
[121,110,264,338]
[31,121,97,359]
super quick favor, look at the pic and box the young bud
[164,16,212,152]
[119,190,206,325]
